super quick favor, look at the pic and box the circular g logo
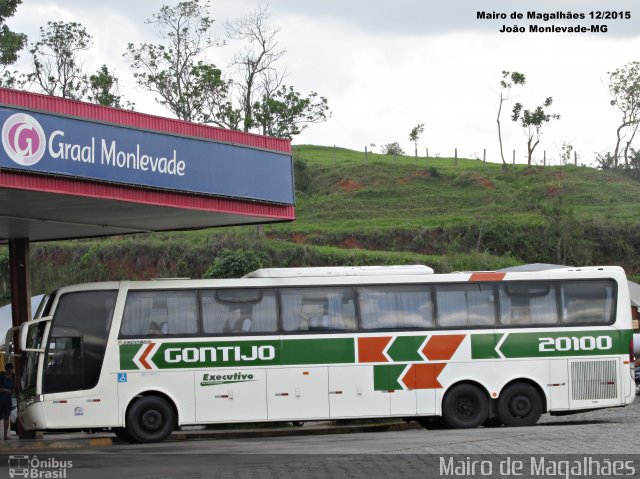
[2,113,46,166]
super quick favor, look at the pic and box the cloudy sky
[7,0,640,165]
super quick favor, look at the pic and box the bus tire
[442,384,489,429]
[497,383,543,427]
[126,396,175,443]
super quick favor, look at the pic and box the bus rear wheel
[126,396,175,443]
[442,384,489,428]
[497,383,543,427]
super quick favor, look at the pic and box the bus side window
[561,280,615,324]
[499,282,557,326]
[120,291,198,336]
[280,288,356,332]
[359,285,433,330]
[201,289,277,335]
[436,284,495,327]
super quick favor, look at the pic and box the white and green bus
[14,265,636,442]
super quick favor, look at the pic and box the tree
[252,85,329,139]
[497,71,525,167]
[511,97,560,165]
[225,5,285,132]
[409,123,425,158]
[27,21,92,99]
[608,61,640,167]
[381,142,405,156]
[221,5,330,138]
[88,65,132,109]
[0,0,26,87]
[560,141,573,166]
[125,0,226,122]
[626,148,640,180]
[127,1,329,138]
[540,187,592,265]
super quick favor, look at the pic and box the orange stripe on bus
[422,334,465,361]
[469,272,506,282]
[139,343,155,370]
[358,337,391,363]
[401,363,447,389]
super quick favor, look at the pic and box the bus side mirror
[4,326,19,363]
[18,317,52,353]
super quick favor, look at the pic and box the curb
[0,421,422,452]
[170,420,421,441]
[0,437,113,452]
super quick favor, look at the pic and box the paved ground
[0,401,638,478]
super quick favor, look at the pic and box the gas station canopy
[0,88,295,243]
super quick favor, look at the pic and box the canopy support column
[9,238,35,439]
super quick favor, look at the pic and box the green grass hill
[2,144,640,303]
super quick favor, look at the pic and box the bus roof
[243,265,435,278]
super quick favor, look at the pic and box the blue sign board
[0,107,294,204]
[117,372,127,383]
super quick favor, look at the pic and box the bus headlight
[22,395,43,408]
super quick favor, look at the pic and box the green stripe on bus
[471,334,498,359]
[280,338,355,365]
[153,340,281,369]
[621,329,634,349]
[119,343,140,370]
[472,330,629,359]
[119,329,633,370]
[498,331,623,358]
[119,337,355,370]
[373,364,406,391]
[386,336,427,362]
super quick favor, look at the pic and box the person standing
[0,364,15,439]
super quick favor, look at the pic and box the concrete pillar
[9,238,35,439]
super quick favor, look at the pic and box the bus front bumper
[19,396,46,431]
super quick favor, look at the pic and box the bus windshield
[42,290,117,394]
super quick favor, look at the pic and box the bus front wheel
[442,384,489,428]
[497,383,543,427]
[126,396,175,443]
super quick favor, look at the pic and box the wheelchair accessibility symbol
[117,373,127,383]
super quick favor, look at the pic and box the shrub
[381,142,405,156]
[293,157,312,192]
[203,249,266,279]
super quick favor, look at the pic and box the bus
[13,265,636,443]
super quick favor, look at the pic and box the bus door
[39,291,119,429]
[41,327,104,427]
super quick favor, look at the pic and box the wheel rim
[509,394,532,418]
[455,394,477,419]
[141,409,163,432]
